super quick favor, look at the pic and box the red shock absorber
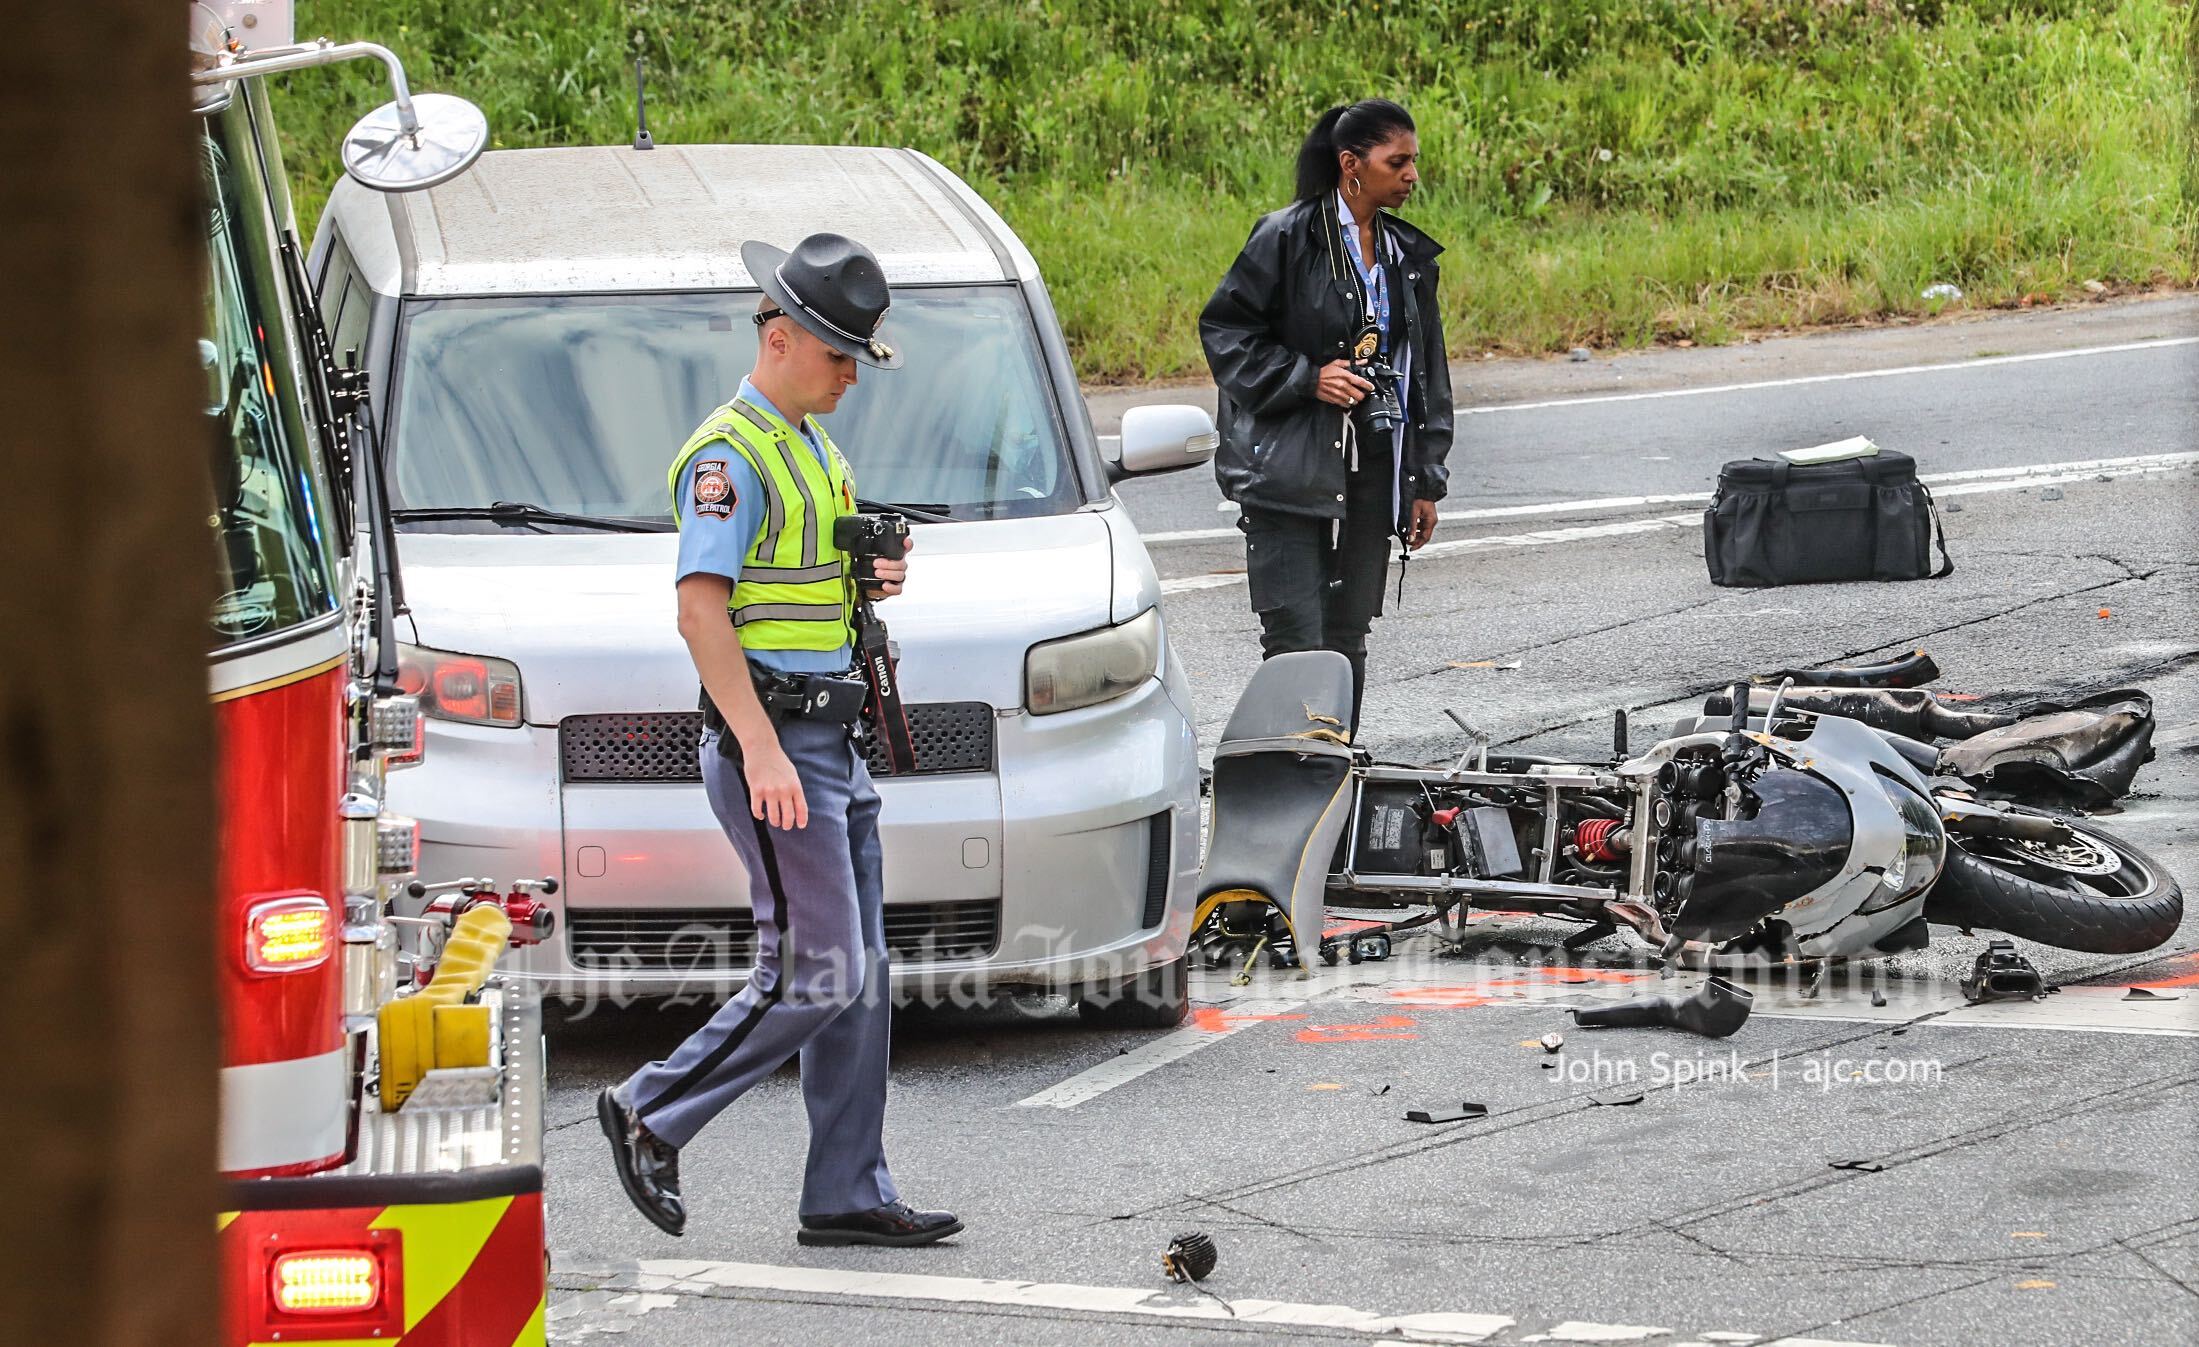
[1574,817,1628,863]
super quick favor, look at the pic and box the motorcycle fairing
[1195,652,1357,962]
[1760,715,1944,956]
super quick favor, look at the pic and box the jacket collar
[1299,193,1444,265]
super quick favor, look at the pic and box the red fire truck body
[193,6,548,1341]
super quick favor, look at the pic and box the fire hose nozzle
[1571,975,1754,1038]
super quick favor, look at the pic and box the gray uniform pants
[620,717,899,1218]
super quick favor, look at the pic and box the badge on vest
[692,459,735,520]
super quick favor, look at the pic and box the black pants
[1240,451,1395,729]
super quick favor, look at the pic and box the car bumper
[387,677,1201,1002]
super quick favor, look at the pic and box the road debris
[2123,986,2180,1002]
[1590,1091,1646,1107]
[1540,1032,1565,1053]
[1573,977,1754,1038]
[1870,988,1889,1007]
[1405,1103,1488,1124]
[1568,346,1592,362]
[1922,282,1963,301]
[2039,485,2064,501]
[1829,1159,1886,1173]
[1962,940,2047,1003]
[1162,1231,1219,1283]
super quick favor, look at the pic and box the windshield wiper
[856,497,956,524]
[391,501,675,533]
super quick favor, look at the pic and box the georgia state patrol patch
[692,459,734,519]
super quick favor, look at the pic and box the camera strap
[854,605,918,773]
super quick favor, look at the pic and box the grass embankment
[279,0,2195,381]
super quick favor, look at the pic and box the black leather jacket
[1199,194,1454,523]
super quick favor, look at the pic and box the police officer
[598,233,960,1248]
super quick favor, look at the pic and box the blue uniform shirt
[674,379,852,673]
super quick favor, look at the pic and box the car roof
[326,144,1029,296]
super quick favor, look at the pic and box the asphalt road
[545,297,2199,1347]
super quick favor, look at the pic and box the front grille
[869,702,994,776]
[559,703,994,782]
[568,900,1002,970]
[1140,811,1172,930]
[561,712,705,783]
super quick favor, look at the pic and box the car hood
[396,511,1122,723]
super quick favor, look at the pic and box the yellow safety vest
[666,397,857,652]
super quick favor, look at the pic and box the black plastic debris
[1590,1091,1646,1107]
[1829,1159,1886,1173]
[1870,989,1889,1007]
[1752,650,1940,689]
[1962,940,2047,1003]
[2124,987,2180,1002]
[1405,1103,1488,1124]
[1572,977,1754,1038]
[1939,690,2155,808]
[1163,1232,1219,1283]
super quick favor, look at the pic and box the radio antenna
[632,55,655,150]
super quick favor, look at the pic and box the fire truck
[191,5,550,1342]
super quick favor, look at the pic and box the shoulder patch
[691,459,735,519]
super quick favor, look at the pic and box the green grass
[274,0,2196,380]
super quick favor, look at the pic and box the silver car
[310,144,1214,1019]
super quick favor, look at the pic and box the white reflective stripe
[743,562,846,584]
[206,614,349,699]
[219,1047,349,1172]
[732,602,846,626]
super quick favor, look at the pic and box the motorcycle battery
[1462,806,1525,879]
[1354,784,1433,875]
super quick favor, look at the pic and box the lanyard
[1337,196,1390,352]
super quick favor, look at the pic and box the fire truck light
[270,1250,381,1314]
[244,896,332,973]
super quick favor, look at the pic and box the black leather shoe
[797,1200,962,1247]
[598,1087,685,1237]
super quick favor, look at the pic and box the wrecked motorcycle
[1194,652,2183,970]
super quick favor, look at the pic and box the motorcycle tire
[1926,814,2183,955]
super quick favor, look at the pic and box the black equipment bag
[1703,450,1953,588]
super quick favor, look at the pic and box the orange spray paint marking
[1296,1015,1420,1043]
[1190,1007,1307,1033]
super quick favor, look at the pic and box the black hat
[740,233,902,369]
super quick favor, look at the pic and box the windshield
[388,287,1076,526]
[200,103,342,646]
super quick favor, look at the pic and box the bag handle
[1769,460,1791,490]
[1920,484,1955,578]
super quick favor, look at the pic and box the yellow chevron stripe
[370,1194,512,1331]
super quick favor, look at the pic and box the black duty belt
[700,669,867,734]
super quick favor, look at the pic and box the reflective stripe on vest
[666,398,857,652]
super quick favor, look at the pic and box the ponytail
[1293,99,1417,202]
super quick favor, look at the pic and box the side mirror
[1113,404,1219,479]
[344,91,489,192]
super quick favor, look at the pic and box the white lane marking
[1155,453,2199,593]
[1015,997,1308,1108]
[1140,451,2199,546]
[1459,336,2199,416]
[1524,1324,1670,1343]
[629,1259,1517,1342]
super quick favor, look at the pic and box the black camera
[833,511,910,594]
[1348,324,1406,436]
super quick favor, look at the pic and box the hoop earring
[1347,174,1363,197]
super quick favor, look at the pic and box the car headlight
[1025,608,1161,715]
[395,643,524,727]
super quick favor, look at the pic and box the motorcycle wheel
[1927,811,2183,954]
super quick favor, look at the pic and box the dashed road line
[1014,997,1309,1107]
[572,1257,1904,1346]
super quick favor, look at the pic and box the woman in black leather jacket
[1199,99,1453,729]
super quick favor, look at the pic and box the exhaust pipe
[1571,976,1754,1038]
